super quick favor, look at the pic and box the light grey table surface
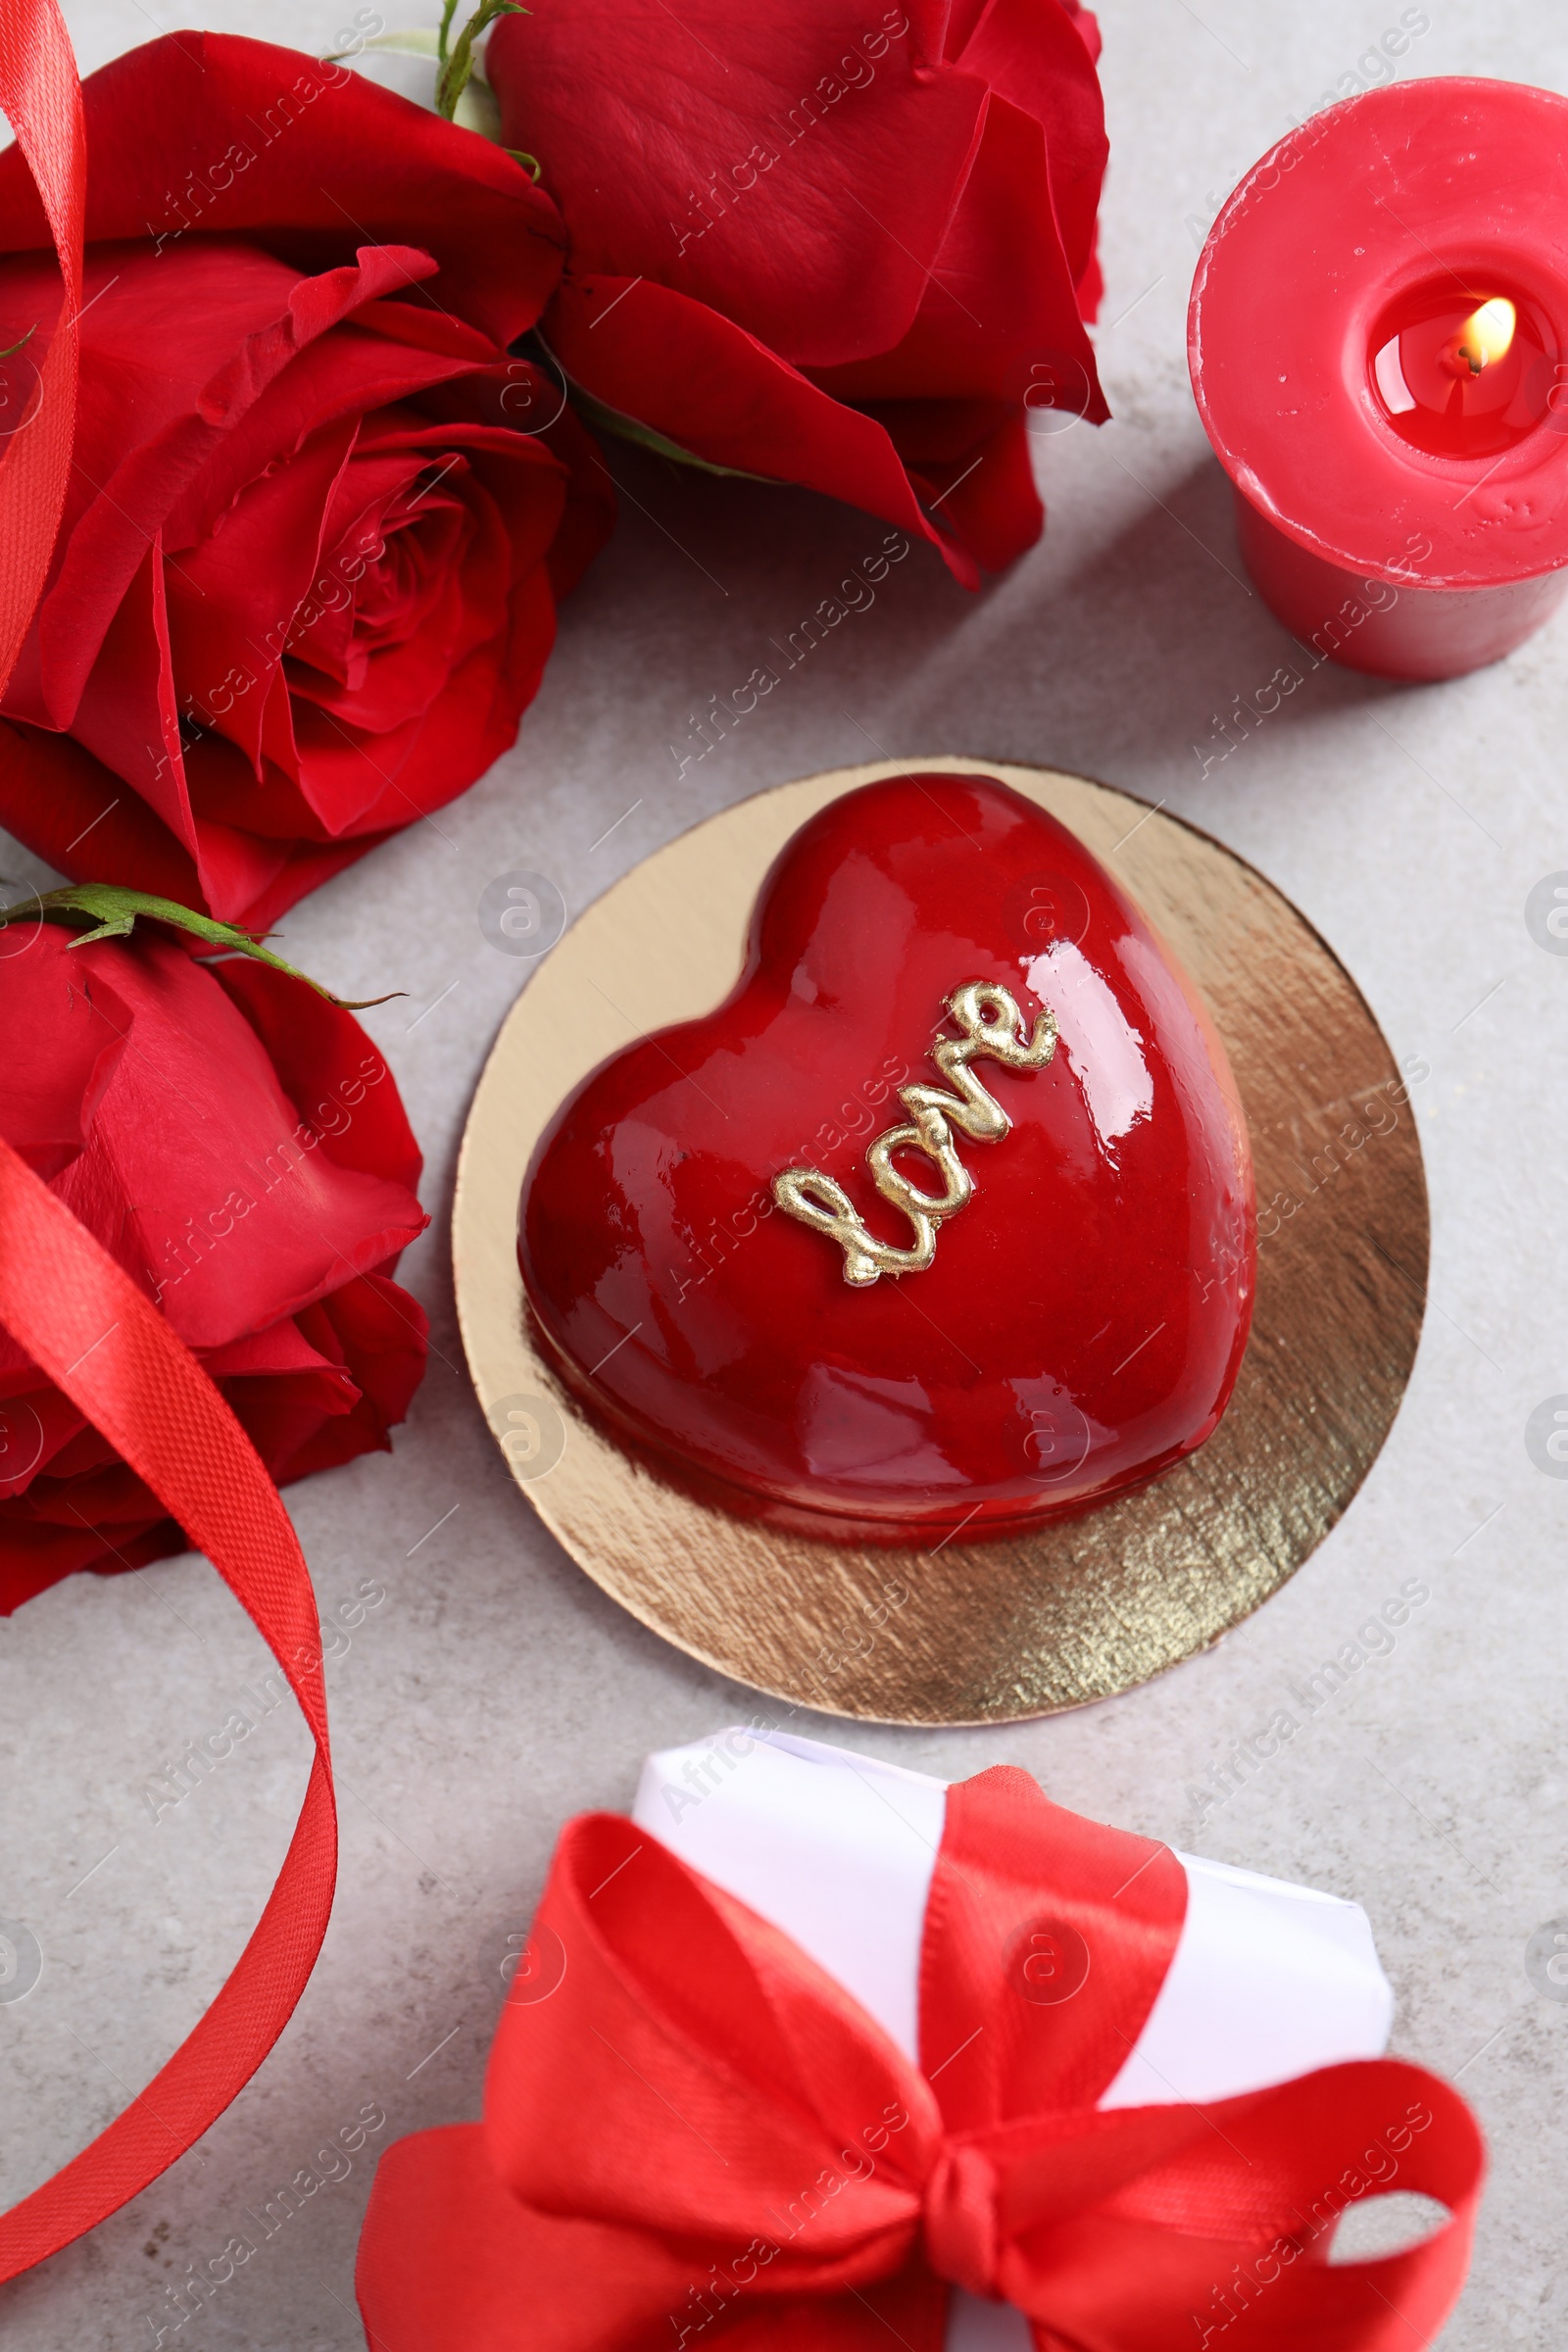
[3,1,1564,2343]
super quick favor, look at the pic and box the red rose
[0,917,429,1615]
[0,33,612,929]
[488,0,1108,583]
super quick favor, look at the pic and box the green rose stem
[337,0,541,174]
[435,0,521,122]
[0,883,402,1010]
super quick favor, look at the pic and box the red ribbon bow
[358,1765,1483,2350]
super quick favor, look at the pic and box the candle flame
[1444,296,1517,378]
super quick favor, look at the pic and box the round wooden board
[453,760,1428,1726]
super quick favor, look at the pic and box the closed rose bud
[0,918,428,1613]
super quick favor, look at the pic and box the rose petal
[199,1311,359,1389]
[270,1276,428,1482]
[209,959,422,1198]
[11,927,429,1350]
[163,415,360,774]
[0,697,415,925]
[409,361,619,599]
[355,412,573,583]
[65,535,196,861]
[956,0,1108,289]
[538,398,619,599]
[490,1,987,368]
[161,293,497,558]
[545,275,978,585]
[905,405,1043,573]
[0,1265,425,1610]
[1,953,130,1181]
[0,1510,175,1614]
[0,1377,92,1489]
[0,714,230,904]
[0,31,565,347]
[806,93,1106,415]
[290,564,559,836]
[1065,0,1103,66]
[286,444,443,685]
[28,240,445,728]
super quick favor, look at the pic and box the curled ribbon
[0,4,339,2284]
[359,1766,1483,2350]
[0,1135,338,2280]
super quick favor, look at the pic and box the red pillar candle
[1189,78,1568,682]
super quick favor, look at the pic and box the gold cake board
[453,760,1427,1727]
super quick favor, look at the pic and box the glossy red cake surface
[519,774,1255,1540]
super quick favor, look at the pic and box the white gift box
[633,1726,1395,2352]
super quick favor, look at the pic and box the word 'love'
[773,981,1056,1286]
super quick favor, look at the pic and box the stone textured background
[2,2,1564,2342]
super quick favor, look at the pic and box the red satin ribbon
[0,1136,336,2278]
[0,11,340,2282]
[358,1766,1483,2350]
[0,0,82,700]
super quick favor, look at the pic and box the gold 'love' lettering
[772,981,1056,1287]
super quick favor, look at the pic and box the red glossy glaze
[519,775,1255,1541]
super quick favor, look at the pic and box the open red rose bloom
[0,921,429,1614]
[489,0,1109,582]
[0,34,612,928]
[520,775,1255,1541]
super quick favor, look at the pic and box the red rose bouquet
[0,33,612,928]
[0,898,429,1615]
[486,0,1109,581]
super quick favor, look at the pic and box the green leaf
[0,885,403,1011]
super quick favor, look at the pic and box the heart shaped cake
[519,774,1255,1541]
